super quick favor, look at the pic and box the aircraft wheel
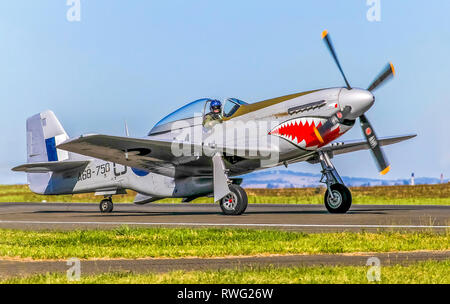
[324,184,352,214]
[99,198,113,213]
[220,184,248,216]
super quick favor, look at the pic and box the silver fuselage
[30,87,374,199]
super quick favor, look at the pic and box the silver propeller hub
[338,88,375,119]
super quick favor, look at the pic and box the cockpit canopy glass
[223,98,248,118]
[149,98,209,135]
[148,97,248,135]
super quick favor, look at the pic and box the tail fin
[25,110,70,194]
[27,110,69,163]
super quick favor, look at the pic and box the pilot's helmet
[210,100,222,114]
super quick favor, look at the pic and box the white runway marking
[0,220,448,229]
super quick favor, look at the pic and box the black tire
[99,199,113,213]
[219,184,248,215]
[324,183,352,214]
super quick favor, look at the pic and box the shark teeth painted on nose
[269,117,342,150]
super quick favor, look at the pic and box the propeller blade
[322,30,351,90]
[359,114,391,175]
[367,62,395,92]
[314,106,352,144]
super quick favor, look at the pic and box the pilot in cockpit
[203,99,223,128]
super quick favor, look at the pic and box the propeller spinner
[317,30,395,175]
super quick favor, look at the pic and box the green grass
[0,184,134,203]
[0,227,448,260]
[0,184,449,205]
[2,261,449,284]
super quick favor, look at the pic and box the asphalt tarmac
[0,202,448,232]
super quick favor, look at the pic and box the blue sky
[0,0,449,184]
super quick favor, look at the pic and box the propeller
[318,30,395,175]
[367,62,395,92]
[321,30,351,90]
[359,114,391,175]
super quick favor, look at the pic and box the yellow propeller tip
[390,62,395,76]
[380,165,391,176]
[313,127,324,144]
[321,30,328,39]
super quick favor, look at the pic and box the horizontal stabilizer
[12,160,89,173]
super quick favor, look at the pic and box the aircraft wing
[57,134,278,177]
[56,134,199,177]
[12,160,89,173]
[319,134,417,155]
[57,133,416,177]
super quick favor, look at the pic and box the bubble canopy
[148,98,248,135]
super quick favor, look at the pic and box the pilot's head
[210,100,222,114]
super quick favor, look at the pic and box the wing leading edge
[319,134,417,155]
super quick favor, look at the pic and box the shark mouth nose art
[269,117,344,150]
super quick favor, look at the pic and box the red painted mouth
[269,117,342,150]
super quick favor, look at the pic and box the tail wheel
[99,199,113,213]
[324,183,352,214]
[220,184,248,216]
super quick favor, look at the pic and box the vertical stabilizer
[26,110,70,194]
[27,110,69,163]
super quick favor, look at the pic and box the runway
[0,202,448,232]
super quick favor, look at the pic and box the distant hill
[240,170,448,188]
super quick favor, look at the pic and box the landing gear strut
[99,197,113,213]
[319,151,352,213]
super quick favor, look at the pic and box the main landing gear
[99,197,114,213]
[219,184,248,216]
[318,151,352,213]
